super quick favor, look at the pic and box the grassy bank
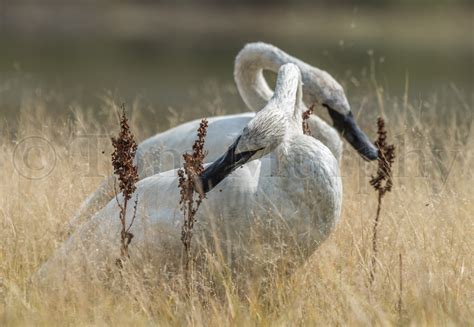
[0,77,472,325]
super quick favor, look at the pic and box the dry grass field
[0,78,472,325]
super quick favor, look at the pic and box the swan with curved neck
[37,64,342,283]
[234,42,377,161]
[67,43,375,234]
[235,43,348,112]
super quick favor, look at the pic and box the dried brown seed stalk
[302,104,315,136]
[178,118,208,285]
[111,104,139,266]
[369,117,396,285]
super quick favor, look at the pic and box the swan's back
[136,113,255,177]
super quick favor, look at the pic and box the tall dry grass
[0,80,472,325]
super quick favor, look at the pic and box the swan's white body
[68,43,347,232]
[37,64,342,282]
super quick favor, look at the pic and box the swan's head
[199,64,300,193]
[302,67,350,115]
[303,67,378,161]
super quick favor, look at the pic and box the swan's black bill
[197,136,261,193]
[324,104,378,161]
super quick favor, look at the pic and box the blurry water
[1,4,472,125]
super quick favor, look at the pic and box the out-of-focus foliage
[2,0,473,6]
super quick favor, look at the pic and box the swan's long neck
[235,43,343,162]
[234,43,308,127]
[234,43,291,112]
[293,72,304,128]
[271,64,303,133]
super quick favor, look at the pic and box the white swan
[67,42,376,232]
[37,64,342,283]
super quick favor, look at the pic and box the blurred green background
[0,0,472,122]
